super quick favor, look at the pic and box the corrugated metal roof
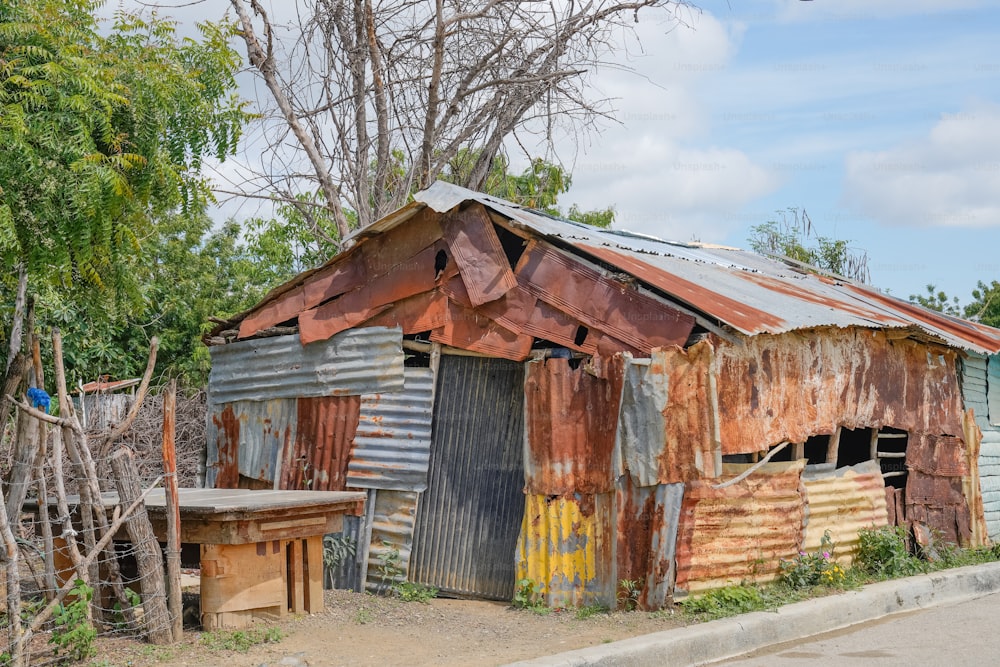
[347,368,435,492]
[208,327,405,404]
[802,460,889,562]
[78,377,140,394]
[405,181,1000,355]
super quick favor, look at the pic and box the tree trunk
[110,448,172,645]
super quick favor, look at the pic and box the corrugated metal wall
[348,368,435,491]
[962,353,1000,539]
[675,460,806,595]
[615,477,684,610]
[802,460,889,561]
[366,490,420,594]
[409,356,526,600]
[517,493,616,608]
[208,328,405,403]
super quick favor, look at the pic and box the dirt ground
[89,589,688,667]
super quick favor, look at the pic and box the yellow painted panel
[803,460,889,564]
[516,493,614,608]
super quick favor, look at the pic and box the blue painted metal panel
[963,353,1000,539]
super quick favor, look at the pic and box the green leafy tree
[442,150,615,227]
[909,284,962,317]
[748,208,870,283]
[966,280,1000,329]
[0,0,249,380]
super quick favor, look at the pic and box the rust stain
[429,300,534,361]
[675,460,806,595]
[576,243,786,333]
[298,242,453,345]
[442,204,517,306]
[359,289,451,334]
[654,342,717,482]
[211,404,241,489]
[515,241,695,353]
[906,434,968,477]
[523,357,625,495]
[278,395,361,491]
[714,328,965,454]
[906,471,971,546]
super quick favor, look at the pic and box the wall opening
[493,223,528,269]
[803,435,830,465]
[874,426,909,489]
[836,427,874,468]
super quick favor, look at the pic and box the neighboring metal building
[205,181,1000,608]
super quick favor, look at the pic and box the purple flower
[823,552,831,559]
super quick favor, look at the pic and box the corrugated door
[409,355,525,600]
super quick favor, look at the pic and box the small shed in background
[204,181,1000,609]
[75,377,141,431]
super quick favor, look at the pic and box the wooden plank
[200,542,285,627]
[287,539,306,615]
[305,536,324,613]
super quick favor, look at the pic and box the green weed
[512,578,549,614]
[199,626,284,652]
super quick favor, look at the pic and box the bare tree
[229,0,695,241]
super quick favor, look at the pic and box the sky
[116,0,1000,305]
[557,0,1000,303]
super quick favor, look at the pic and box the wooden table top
[27,488,366,521]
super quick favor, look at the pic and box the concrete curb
[506,561,1000,666]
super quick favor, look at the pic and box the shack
[204,181,1000,609]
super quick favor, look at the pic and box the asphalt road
[717,591,1000,667]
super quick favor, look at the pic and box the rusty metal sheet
[365,489,420,594]
[615,476,684,610]
[208,328,404,403]
[429,300,534,360]
[614,344,717,485]
[360,206,443,280]
[514,241,694,353]
[524,357,626,495]
[516,493,616,609]
[675,460,806,595]
[410,181,1000,354]
[298,243,447,345]
[206,403,240,489]
[300,249,367,314]
[442,204,517,306]
[802,461,889,562]
[347,368,434,492]
[714,329,965,454]
[205,399,296,489]
[277,395,360,491]
[905,470,971,545]
[238,284,307,339]
[906,434,968,477]
[357,289,450,334]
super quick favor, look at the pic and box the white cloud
[560,10,778,241]
[843,102,1000,228]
